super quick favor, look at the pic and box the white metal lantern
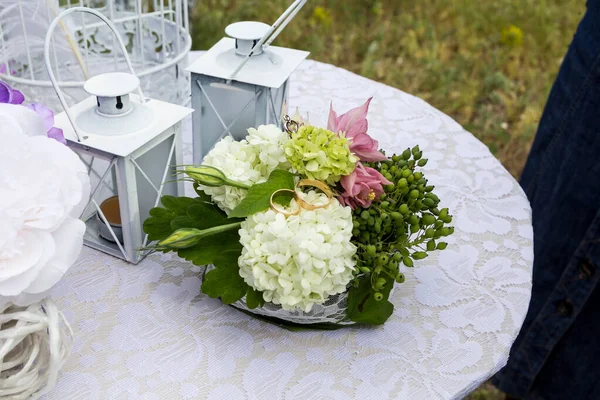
[186,0,309,163]
[0,0,191,111]
[46,7,192,264]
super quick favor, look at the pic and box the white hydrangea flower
[238,191,357,312]
[200,125,290,214]
[199,136,262,214]
[246,124,290,175]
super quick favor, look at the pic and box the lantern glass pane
[133,135,179,228]
[86,156,118,220]
[77,153,124,258]
[194,80,258,159]
[267,83,288,126]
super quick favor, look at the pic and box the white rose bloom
[238,191,357,312]
[200,125,290,214]
[0,104,90,308]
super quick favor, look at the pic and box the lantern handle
[44,7,146,142]
[264,0,308,48]
[227,0,308,83]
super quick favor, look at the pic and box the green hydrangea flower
[284,126,358,183]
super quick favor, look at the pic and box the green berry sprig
[350,146,453,302]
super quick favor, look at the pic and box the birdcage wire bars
[0,0,191,110]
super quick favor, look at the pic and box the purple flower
[0,80,24,105]
[26,103,66,145]
[0,80,65,144]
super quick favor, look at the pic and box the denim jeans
[493,1,600,399]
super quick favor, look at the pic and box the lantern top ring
[84,72,140,98]
[225,21,270,41]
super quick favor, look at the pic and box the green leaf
[245,287,264,309]
[187,203,243,228]
[144,208,176,241]
[178,229,242,265]
[170,215,196,231]
[201,249,248,304]
[160,195,197,214]
[347,278,394,325]
[144,194,245,265]
[169,203,242,231]
[229,169,295,218]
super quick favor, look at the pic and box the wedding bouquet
[144,99,453,327]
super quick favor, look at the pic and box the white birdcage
[0,0,191,110]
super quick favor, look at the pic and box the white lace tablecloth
[43,54,533,400]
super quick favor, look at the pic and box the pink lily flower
[338,163,392,209]
[327,97,387,162]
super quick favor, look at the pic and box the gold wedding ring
[269,179,334,217]
[295,179,333,211]
[270,189,301,216]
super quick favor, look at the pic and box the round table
[43,55,533,400]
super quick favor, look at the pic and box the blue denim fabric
[493,1,600,399]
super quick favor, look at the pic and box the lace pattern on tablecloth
[43,59,533,400]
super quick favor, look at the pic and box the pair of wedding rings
[269,179,333,216]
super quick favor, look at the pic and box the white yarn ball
[0,299,72,399]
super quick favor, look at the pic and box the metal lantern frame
[0,0,191,109]
[190,68,292,162]
[187,0,309,163]
[45,7,192,264]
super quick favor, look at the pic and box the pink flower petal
[336,162,391,209]
[349,134,387,162]
[340,173,356,194]
[332,97,372,138]
[363,166,392,185]
[327,101,339,132]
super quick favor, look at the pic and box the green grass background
[190,1,584,397]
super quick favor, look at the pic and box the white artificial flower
[0,104,90,308]
[200,125,290,214]
[238,191,357,312]
[0,102,46,140]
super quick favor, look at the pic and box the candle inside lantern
[98,196,123,243]
[99,196,121,225]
